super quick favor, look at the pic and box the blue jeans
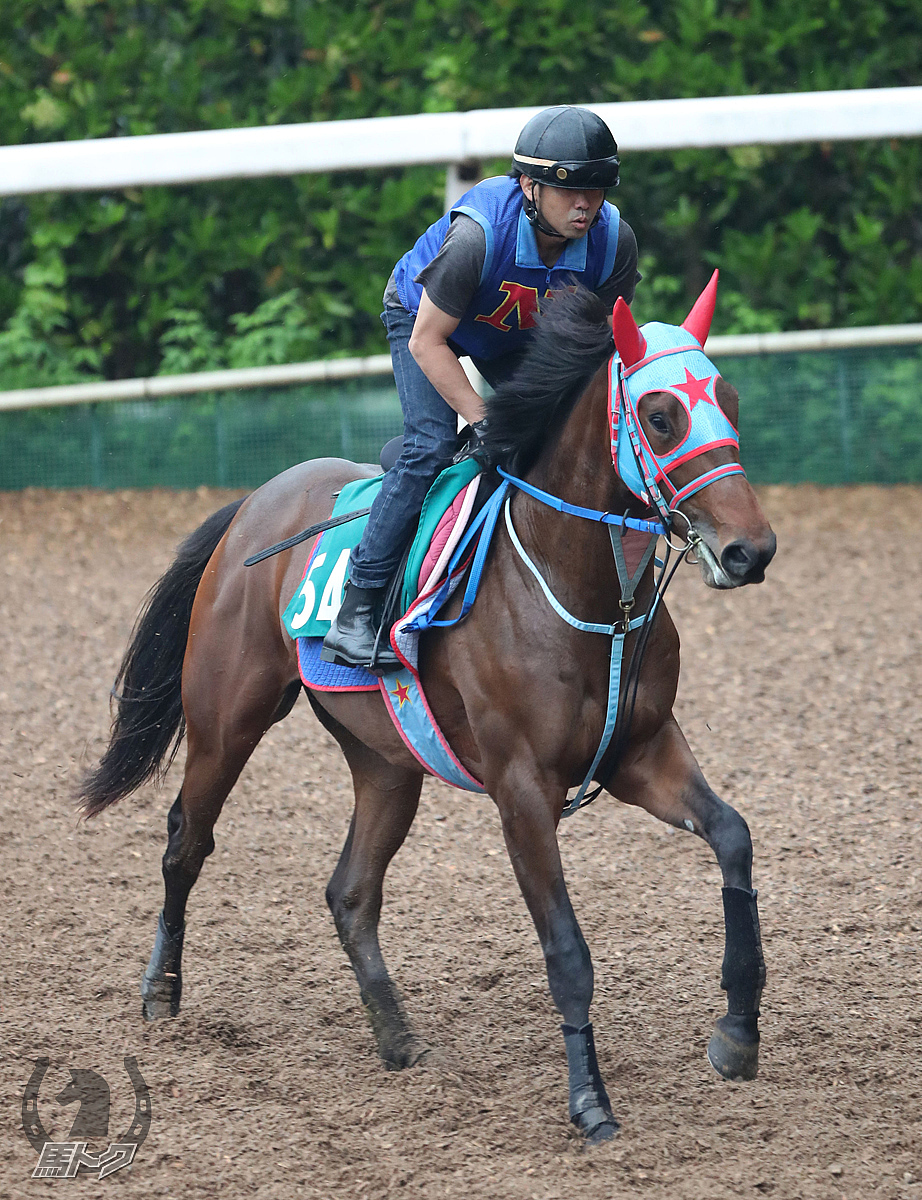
[348,306,460,590]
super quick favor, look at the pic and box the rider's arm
[408,290,485,427]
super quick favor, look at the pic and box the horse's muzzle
[719,532,777,586]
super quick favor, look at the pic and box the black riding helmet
[512,106,620,191]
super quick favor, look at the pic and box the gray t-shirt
[383,211,641,314]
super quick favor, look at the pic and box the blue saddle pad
[297,636,378,692]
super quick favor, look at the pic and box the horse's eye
[649,412,669,435]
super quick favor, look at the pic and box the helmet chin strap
[524,181,603,240]
[523,182,568,240]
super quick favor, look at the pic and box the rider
[322,105,640,670]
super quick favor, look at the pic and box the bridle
[495,311,750,815]
[413,274,747,815]
[609,324,746,531]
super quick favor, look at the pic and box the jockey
[322,104,640,671]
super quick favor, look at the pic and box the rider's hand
[453,418,492,467]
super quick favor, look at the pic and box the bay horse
[79,275,775,1143]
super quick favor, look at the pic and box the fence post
[216,394,228,487]
[89,402,103,487]
[836,358,853,483]
[444,160,482,210]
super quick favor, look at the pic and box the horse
[78,274,776,1144]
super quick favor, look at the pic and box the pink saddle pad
[416,475,482,597]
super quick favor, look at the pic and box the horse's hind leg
[611,717,766,1082]
[142,672,300,1020]
[308,695,425,1068]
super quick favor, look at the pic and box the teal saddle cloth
[282,459,488,792]
[282,457,481,643]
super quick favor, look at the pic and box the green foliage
[158,290,321,373]
[0,0,921,389]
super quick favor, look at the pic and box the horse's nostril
[721,540,758,578]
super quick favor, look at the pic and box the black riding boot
[320,582,400,671]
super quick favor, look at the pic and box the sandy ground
[1,482,921,1200]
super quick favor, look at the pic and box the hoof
[141,998,176,1021]
[707,1015,759,1081]
[585,1118,620,1146]
[382,1035,428,1071]
[574,1106,620,1144]
[141,912,184,1020]
[360,980,421,1070]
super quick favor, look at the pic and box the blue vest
[393,176,621,361]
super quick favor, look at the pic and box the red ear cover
[612,297,647,366]
[682,269,719,347]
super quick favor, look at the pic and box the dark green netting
[0,378,403,490]
[1,344,921,490]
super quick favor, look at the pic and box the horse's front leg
[493,767,618,1143]
[611,717,766,1082]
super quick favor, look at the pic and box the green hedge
[1,0,920,390]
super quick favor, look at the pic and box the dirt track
[1,483,921,1200]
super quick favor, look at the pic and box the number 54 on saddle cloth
[281,457,488,790]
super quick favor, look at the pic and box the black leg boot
[321,582,400,670]
[561,1023,618,1141]
[707,886,766,1081]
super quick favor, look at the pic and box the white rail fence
[2,88,921,201]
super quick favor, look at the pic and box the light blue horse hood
[613,321,740,504]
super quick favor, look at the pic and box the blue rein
[495,467,668,537]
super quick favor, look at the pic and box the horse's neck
[519,365,646,608]
[530,365,633,524]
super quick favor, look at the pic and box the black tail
[77,498,247,818]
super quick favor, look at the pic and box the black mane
[481,285,613,473]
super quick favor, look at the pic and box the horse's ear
[612,297,647,366]
[682,269,719,347]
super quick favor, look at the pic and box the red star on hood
[674,368,717,409]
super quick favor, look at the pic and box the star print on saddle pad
[379,668,486,793]
[295,579,487,790]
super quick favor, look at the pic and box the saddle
[282,455,484,647]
